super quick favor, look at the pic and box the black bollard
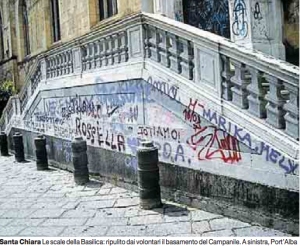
[0,131,9,156]
[13,132,25,162]
[137,140,162,209]
[34,135,48,170]
[72,137,89,185]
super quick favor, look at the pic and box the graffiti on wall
[20,77,298,175]
[183,0,230,38]
[232,0,248,38]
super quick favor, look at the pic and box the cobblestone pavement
[0,155,292,237]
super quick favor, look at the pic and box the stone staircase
[0,13,299,234]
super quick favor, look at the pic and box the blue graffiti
[202,107,298,174]
[232,0,248,38]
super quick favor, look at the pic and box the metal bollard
[137,140,162,209]
[34,135,49,170]
[0,131,9,156]
[13,132,25,162]
[72,137,89,185]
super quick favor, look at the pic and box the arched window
[50,0,61,42]
[99,0,118,21]
[22,0,30,56]
[0,12,4,60]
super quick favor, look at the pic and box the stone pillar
[141,0,154,13]
[13,132,25,162]
[72,47,83,74]
[229,0,285,60]
[137,141,162,209]
[72,137,89,185]
[153,0,183,21]
[0,132,9,156]
[34,135,49,170]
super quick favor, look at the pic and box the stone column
[229,0,285,60]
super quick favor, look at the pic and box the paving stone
[128,215,164,225]
[164,211,190,223]
[97,189,111,195]
[234,226,291,237]
[18,226,65,236]
[1,209,36,218]
[9,219,45,227]
[190,210,223,221]
[62,209,96,218]
[210,218,250,231]
[95,208,127,218]
[60,226,109,236]
[202,229,235,237]
[0,155,294,237]
[0,219,13,226]
[86,217,128,226]
[114,197,139,207]
[78,200,116,210]
[30,209,65,218]
[106,225,147,236]
[192,221,211,234]
[109,187,128,194]
[0,226,24,236]
[146,222,192,236]
[41,218,88,226]
[66,190,98,198]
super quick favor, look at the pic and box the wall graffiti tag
[232,0,248,38]
[183,0,230,38]
[253,2,263,20]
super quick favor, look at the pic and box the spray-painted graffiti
[183,0,230,38]
[253,2,263,20]
[232,0,248,38]
[20,79,298,177]
[183,98,242,164]
[146,76,179,101]
[198,102,298,174]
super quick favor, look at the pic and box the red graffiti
[184,98,242,164]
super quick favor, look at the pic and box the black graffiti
[253,2,263,20]
[137,126,181,142]
[75,117,125,152]
[232,0,248,38]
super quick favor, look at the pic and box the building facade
[0,0,299,91]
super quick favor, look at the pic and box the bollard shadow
[139,201,190,218]
[84,180,104,188]
[14,160,30,163]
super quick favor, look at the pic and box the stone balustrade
[46,50,73,78]
[1,13,299,141]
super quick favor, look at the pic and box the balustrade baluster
[107,36,114,65]
[247,67,267,118]
[158,30,169,68]
[112,34,120,64]
[120,32,128,63]
[149,26,160,62]
[94,41,100,68]
[264,74,286,129]
[230,60,249,109]
[178,38,194,80]
[168,33,180,74]
[221,55,233,101]
[283,83,299,139]
[100,38,106,67]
